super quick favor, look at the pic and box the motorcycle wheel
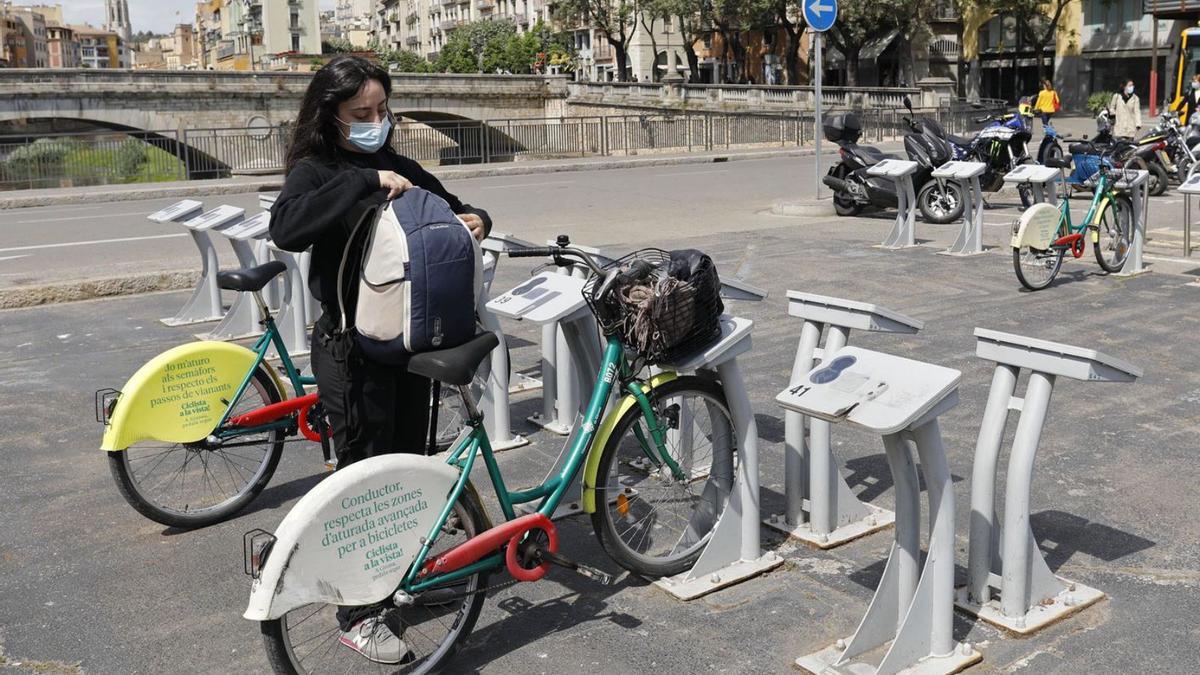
[917,180,965,224]
[831,166,863,216]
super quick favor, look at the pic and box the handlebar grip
[507,247,560,258]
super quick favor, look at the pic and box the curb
[0,270,197,310]
[0,146,862,210]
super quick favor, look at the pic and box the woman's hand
[459,213,486,242]
[377,171,413,199]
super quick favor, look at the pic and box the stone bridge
[0,69,571,177]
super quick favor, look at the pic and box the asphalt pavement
[2,163,1199,673]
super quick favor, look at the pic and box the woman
[1034,78,1059,131]
[1177,73,1200,123]
[1110,80,1142,139]
[268,55,491,664]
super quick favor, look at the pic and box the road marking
[0,233,186,253]
[656,169,730,178]
[478,180,574,190]
[5,211,156,225]
[0,254,31,262]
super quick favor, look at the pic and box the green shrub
[1087,91,1113,115]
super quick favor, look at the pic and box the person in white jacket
[1110,81,1142,139]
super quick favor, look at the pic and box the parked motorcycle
[960,97,1037,208]
[822,97,965,223]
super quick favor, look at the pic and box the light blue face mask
[338,114,392,153]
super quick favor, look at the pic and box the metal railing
[0,104,1006,191]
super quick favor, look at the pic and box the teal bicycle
[1011,145,1135,290]
[246,242,739,673]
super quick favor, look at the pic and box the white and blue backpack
[338,188,482,365]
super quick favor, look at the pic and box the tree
[558,0,638,81]
[769,0,805,85]
[822,0,895,87]
[989,0,1071,86]
[322,37,354,55]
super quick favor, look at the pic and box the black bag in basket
[619,249,724,364]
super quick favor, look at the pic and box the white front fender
[244,454,460,621]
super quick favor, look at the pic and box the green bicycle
[1011,146,1135,291]
[245,242,739,673]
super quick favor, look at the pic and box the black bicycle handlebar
[507,247,559,258]
[506,241,606,275]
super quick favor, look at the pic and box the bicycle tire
[1093,195,1134,273]
[260,484,490,674]
[107,364,285,529]
[591,376,736,578]
[1013,244,1065,291]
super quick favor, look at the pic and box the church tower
[104,0,131,42]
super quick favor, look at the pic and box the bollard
[198,211,272,341]
[934,161,988,256]
[1114,169,1150,277]
[866,159,919,249]
[780,346,981,675]
[956,328,1141,634]
[652,316,784,600]
[764,291,922,549]
[154,203,242,327]
[1179,169,1200,258]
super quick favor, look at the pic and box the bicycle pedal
[539,548,615,585]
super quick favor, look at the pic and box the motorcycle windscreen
[245,454,460,621]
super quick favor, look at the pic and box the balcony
[441,19,461,31]
[406,35,420,46]
[406,11,419,24]
[427,51,439,60]
[512,11,527,25]
[477,0,495,11]
[442,0,459,6]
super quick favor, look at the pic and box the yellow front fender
[101,341,283,451]
[580,372,678,514]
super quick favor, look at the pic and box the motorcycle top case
[824,113,862,143]
[350,188,483,366]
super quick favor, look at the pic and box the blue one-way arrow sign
[804,0,838,32]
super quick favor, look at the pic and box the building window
[292,33,300,51]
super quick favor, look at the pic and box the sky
[54,0,335,34]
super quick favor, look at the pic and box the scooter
[823,97,964,222]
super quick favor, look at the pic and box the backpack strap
[336,202,382,332]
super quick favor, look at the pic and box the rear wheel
[107,364,285,529]
[260,486,490,674]
[1040,140,1064,165]
[830,165,863,216]
[591,376,737,578]
[1093,195,1134,273]
[1013,244,1065,291]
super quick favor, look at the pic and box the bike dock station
[471,238,533,452]
[1003,164,1061,207]
[148,200,239,327]
[1114,169,1150,277]
[487,270,603,518]
[956,328,1140,635]
[264,239,312,357]
[865,159,919,249]
[933,161,987,257]
[765,291,922,549]
[777,347,981,675]
[652,315,784,601]
[1178,170,1200,258]
[198,211,273,342]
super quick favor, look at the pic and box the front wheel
[107,364,285,529]
[1093,195,1134,273]
[917,180,965,224]
[591,376,737,578]
[261,486,490,674]
[1013,245,1065,291]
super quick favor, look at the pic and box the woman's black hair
[285,55,393,173]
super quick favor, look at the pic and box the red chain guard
[420,512,557,582]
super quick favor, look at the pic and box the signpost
[804,0,838,199]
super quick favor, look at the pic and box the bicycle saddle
[217,261,287,293]
[407,332,499,386]
[1044,157,1072,169]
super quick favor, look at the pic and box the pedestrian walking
[1177,73,1200,123]
[1110,80,1142,139]
[1034,78,1060,131]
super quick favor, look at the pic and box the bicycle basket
[582,248,725,365]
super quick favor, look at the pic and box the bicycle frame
[400,335,675,594]
[214,315,317,441]
[1050,170,1118,256]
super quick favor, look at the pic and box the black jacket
[269,147,492,322]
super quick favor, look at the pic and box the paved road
[2,188,1199,672]
[3,145,1199,293]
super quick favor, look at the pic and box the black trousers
[312,313,432,632]
[311,313,432,468]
